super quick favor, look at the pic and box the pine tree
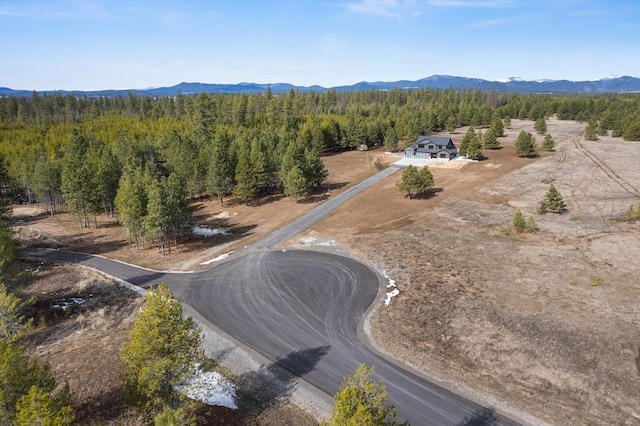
[458,126,475,156]
[303,148,328,189]
[206,134,234,207]
[0,202,29,292]
[165,173,192,247]
[445,115,457,133]
[503,116,511,129]
[120,284,203,411]
[322,364,407,426]
[466,133,484,160]
[542,133,555,151]
[31,151,62,216]
[61,130,100,228]
[0,340,69,424]
[534,117,547,135]
[144,178,170,255]
[0,284,31,342]
[538,184,566,214]
[233,142,257,204]
[15,385,74,426]
[283,165,308,200]
[250,139,269,187]
[490,117,504,137]
[483,128,500,149]
[623,121,640,141]
[512,209,527,233]
[115,166,149,248]
[515,131,537,157]
[384,127,398,152]
[396,165,434,199]
[585,118,599,141]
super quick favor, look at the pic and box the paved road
[28,167,519,425]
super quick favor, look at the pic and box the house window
[439,153,447,158]
[418,144,424,148]
[428,144,435,149]
[438,145,442,149]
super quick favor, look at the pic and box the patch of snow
[317,239,337,247]
[299,236,317,244]
[53,297,85,311]
[596,75,619,81]
[381,270,399,305]
[382,270,396,288]
[178,365,237,409]
[200,251,235,265]
[193,225,230,237]
[384,289,399,306]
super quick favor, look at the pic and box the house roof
[415,135,453,146]
[409,135,457,154]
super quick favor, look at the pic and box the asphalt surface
[28,166,520,425]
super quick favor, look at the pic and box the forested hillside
[1,89,639,251]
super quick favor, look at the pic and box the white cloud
[427,0,514,7]
[470,18,508,28]
[345,0,422,20]
[0,0,118,20]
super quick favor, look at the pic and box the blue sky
[1,0,639,91]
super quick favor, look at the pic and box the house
[404,135,457,161]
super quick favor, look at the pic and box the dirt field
[15,119,640,425]
[308,118,640,425]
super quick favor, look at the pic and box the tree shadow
[235,346,330,415]
[323,182,349,191]
[297,193,330,204]
[412,187,444,200]
[456,407,501,426]
[74,386,141,424]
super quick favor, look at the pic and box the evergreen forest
[1,88,639,249]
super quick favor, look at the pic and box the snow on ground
[393,155,475,167]
[178,365,237,409]
[297,236,338,247]
[381,270,399,306]
[193,225,230,237]
[384,289,400,306]
[200,251,235,265]
[53,297,86,311]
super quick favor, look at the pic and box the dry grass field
[16,119,640,425]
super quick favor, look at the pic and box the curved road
[29,167,519,425]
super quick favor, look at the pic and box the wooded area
[1,89,639,251]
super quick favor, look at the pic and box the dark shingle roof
[410,135,457,154]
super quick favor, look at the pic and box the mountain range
[1,75,639,97]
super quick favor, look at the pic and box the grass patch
[588,277,604,287]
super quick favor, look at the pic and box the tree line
[1,89,639,247]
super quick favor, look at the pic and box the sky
[1,0,639,91]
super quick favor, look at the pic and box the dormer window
[428,144,435,149]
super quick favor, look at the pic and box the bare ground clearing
[15,120,640,425]
[307,118,640,425]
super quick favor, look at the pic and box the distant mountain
[2,75,639,97]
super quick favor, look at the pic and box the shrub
[622,204,640,223]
